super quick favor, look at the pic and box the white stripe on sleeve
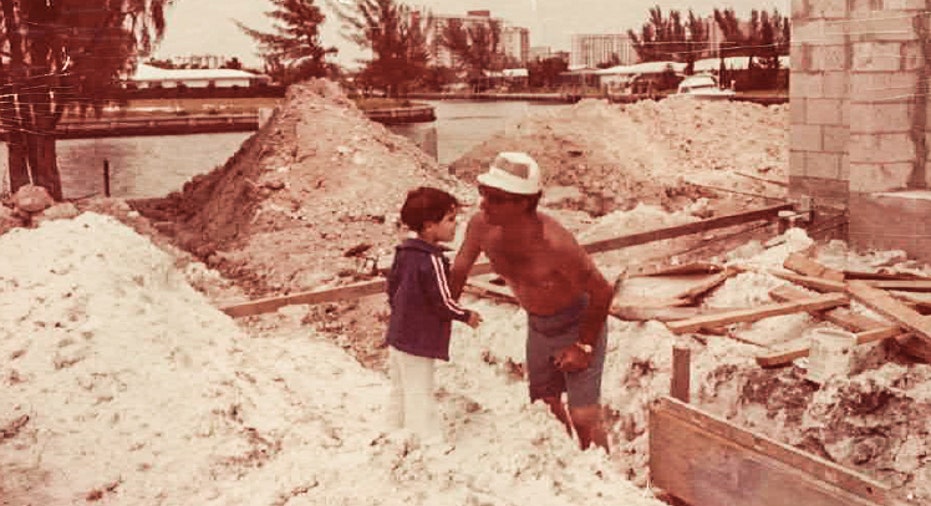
[430,255,468,316]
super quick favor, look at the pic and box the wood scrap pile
[616,250,931,368]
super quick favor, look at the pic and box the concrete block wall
[789,0,852,206]
[790,0,931,261]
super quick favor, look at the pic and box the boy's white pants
[386,346,443,443]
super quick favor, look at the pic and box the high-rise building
[501,26,530,66]
[424,10,529,69]
[570,34,636,68]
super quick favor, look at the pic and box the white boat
[675,75,736,100]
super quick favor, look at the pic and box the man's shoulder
[539,213,580,247]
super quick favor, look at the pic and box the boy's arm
[449,214,485,299]
[421,254,471,322]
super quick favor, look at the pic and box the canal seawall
[0,105,436,140]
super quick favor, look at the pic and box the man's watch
[574,342,593,354]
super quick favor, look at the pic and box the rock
[35,202,80,224]
[0,204,23,234]
[12,184,54,213]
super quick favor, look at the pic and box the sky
[152,0,789,69]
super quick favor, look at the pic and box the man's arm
[576,251,613,347]
[449,214,485,299]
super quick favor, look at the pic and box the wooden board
[669,269,734,302]
[582,203,792,255]
[758,286,905,368]
[847,281,931,347]
[665,293,849,334]
[755,327,904,368]
[640,262,724,277]
[464,279,518,304]
[768,269,846,292]
[220,279,386,318]
[843,270,928,281]
[783,252,845,282]
[868,280,931,292]
[610,305,734,322]
[649,397,907,506]
[221,204,792,317]
[769,286,888,332]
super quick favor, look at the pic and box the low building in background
[124,63,272,89]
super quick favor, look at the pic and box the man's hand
[552,342,592,372]
[466,310,483,329]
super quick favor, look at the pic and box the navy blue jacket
[385,238,471,361]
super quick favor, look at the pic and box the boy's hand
[466,310,483,329]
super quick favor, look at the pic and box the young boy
[385,186,482,445]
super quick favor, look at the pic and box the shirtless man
[449,152,613,451]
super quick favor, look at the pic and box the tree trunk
[27,131,61,200]
[6,132,30,192]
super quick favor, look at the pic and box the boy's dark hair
[400,187,459,232]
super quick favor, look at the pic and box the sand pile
[457,216,931,500]
[0,213,270,503]
[448,98,788,215]
[0,211,669,505]
[134,79,467,296]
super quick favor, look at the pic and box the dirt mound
[134,79,466,296]
[448,98,788,215]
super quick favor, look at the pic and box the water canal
[0,100,569,199]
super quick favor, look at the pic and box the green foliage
[330,0,430,96]
[236,0,337,84]
[438,17,503,79]
[527,57,568,89]
[0,0,172,199]
[627,7,708,66]
[713,7,790,90]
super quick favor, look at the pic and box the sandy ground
[2,79,930,504]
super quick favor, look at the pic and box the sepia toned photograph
[0,0,929,504]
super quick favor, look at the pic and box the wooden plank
[768,269,846,293]
[221,204,792,317]
[847,280,931,347]
[769,286,887,332]
[611,305,726,322]
[783,252,845,282]
[220,279,386,318]
[669,269,735,302]
[670,346,691,403]
[758,286,906,368]
[464,279,518,304]
[868,280,931,292]
[843,270,928,281]
[582,203,793,255]
[650,397,906,506]
[641,262,724,277]
[613,296,691,308]
[756,327,904,368]
[666,293,849,334]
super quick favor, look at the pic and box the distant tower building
[529,46,552,61]
[501,26,530,66]
[428,10,503,68]
[427,10,527,68]
[570,34,635,68]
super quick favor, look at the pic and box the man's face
[479,185,526,225]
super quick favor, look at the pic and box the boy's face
[423,209,458,243]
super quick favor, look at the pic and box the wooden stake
[671,345,691,403]
[103,159,111,198]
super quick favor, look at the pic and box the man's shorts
[526,295,607,408]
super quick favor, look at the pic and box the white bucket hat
[477,152,542,195]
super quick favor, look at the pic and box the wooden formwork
[649,397,911,506]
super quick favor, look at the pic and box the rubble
[2,78,930,504]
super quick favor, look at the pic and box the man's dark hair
[400,187,459,232]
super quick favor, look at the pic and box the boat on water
[675,75,736,100]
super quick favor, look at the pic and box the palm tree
[236,0,337,85]
[0,0,172,200]
[329,0,430,97]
